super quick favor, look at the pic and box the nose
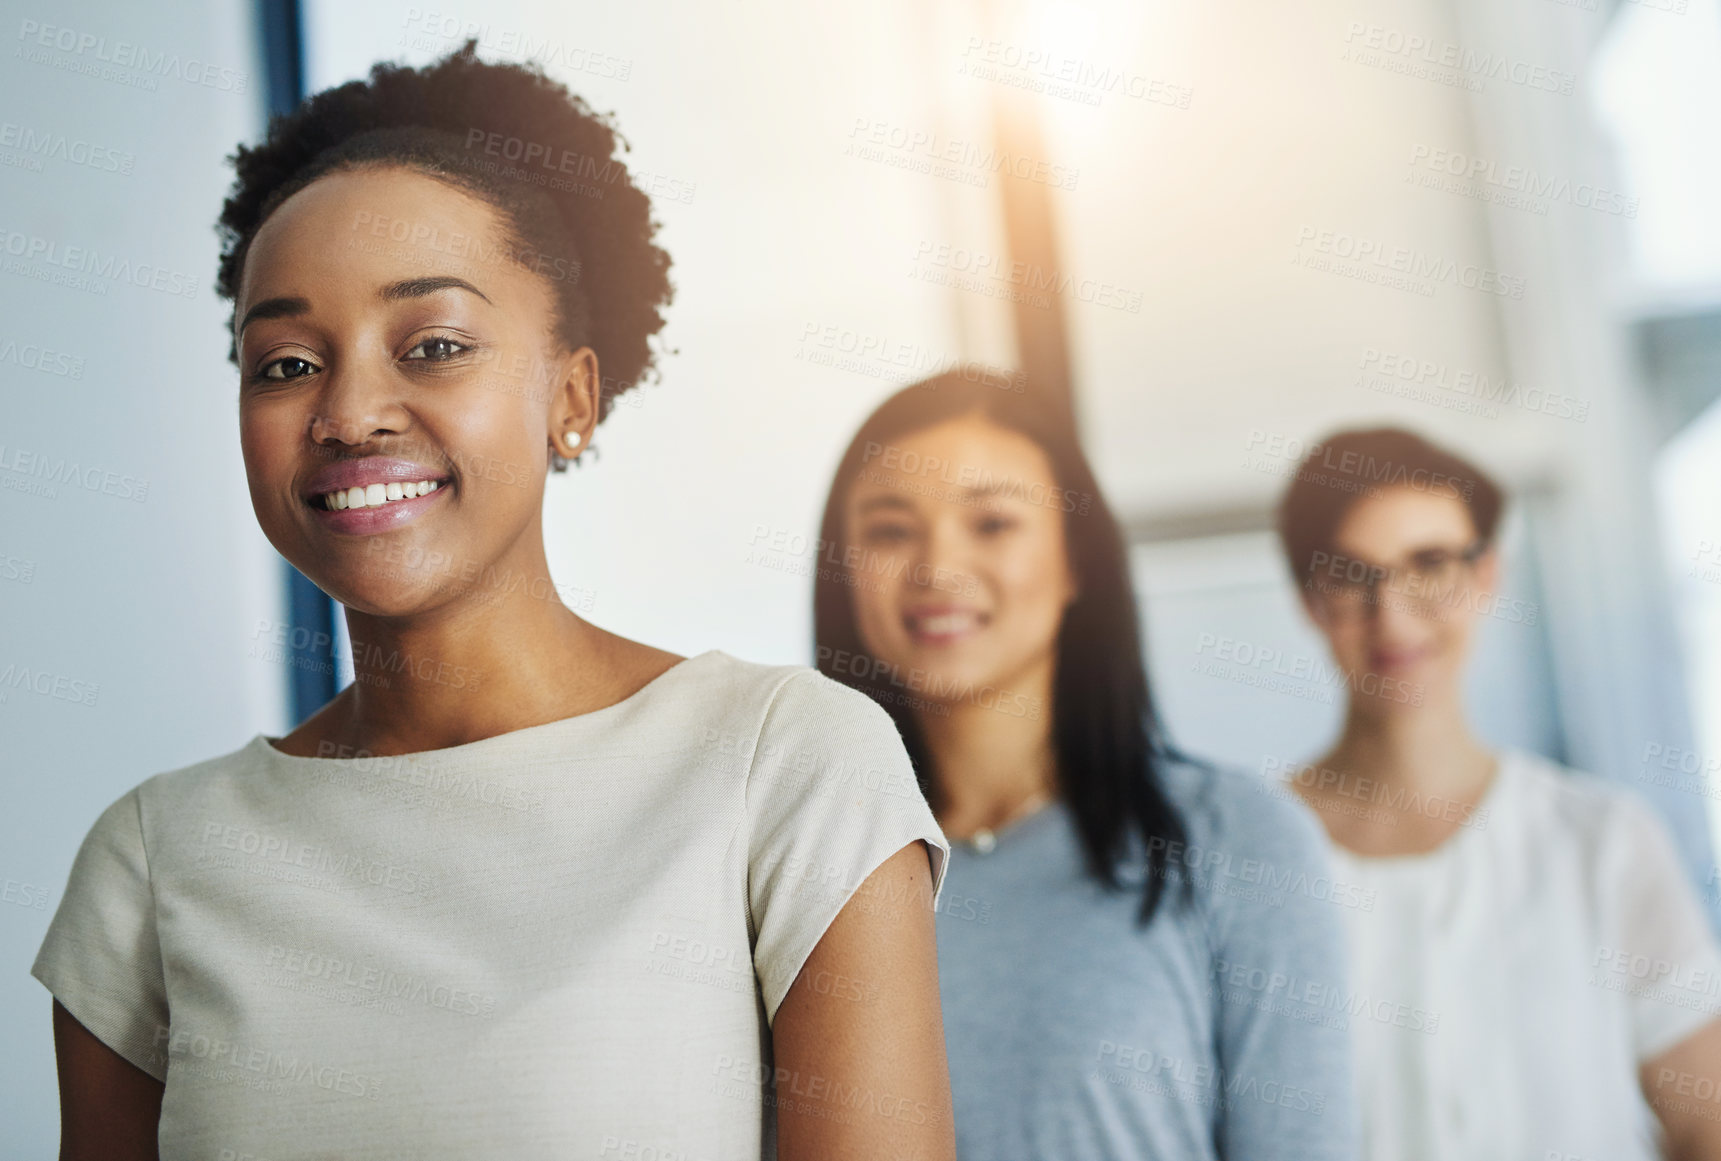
[1361,575,1446,637]
[308,353,410,450]
[915,514,976,593]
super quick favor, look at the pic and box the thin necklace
[965,786,1053,854]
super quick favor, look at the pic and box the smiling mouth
[904,609,988,640]
[312,478,447,511]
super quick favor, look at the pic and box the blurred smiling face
[1306,484,1499,708]
[842,412,1078,704]
[233,165,582,615]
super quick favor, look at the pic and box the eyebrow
[856,494,917,515]
[236,276,493,337]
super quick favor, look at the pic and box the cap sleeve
[1597,791,1721,1061]
[30,787,169,1081]
[744,670,949,1025]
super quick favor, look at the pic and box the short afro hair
[214,39,673,424]
[1274,426,1505,584]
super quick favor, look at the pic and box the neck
[1317,686,1494,798]
[314,531,619,755]
[915,653,1058,837]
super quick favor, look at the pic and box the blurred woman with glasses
[812,371,1359,1160]
[1276,425,1721,1161]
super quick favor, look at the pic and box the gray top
[935,759,1361,1160]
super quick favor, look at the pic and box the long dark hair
[812,370,1190,924]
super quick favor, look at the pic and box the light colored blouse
[32,649,949,1159]
[1318,748,1721,1161]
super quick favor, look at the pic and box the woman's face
[841,412,1077,708]
[1304,484,1499,711]
[233,165,594,615]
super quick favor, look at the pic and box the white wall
[0,0,276,1151]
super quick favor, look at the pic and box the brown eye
[262,356,317,381]
[404,336,469,362]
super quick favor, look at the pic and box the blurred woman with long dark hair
[812,369,1359,1159]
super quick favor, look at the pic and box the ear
[547,346,601,461]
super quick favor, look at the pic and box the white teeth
[912,612,981,635]
[320,480,443,510]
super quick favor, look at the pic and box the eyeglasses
[1306,541,1488,615]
